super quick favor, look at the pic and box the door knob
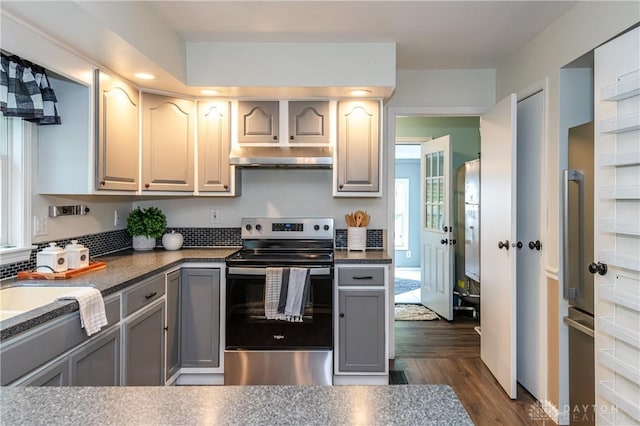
[588,262,608,276]
[498,240,509,250]
[441,239,448,245]
[528,240,542,251]
[513,241,523,249]
[450,239,457,245]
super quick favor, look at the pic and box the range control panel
[241,217,334,240]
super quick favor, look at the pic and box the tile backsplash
[1,227,384,280]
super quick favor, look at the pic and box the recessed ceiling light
[134,73,155,80]
[349,89,371,96]
[201,89,222,96]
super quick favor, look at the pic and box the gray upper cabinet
[288,101,330,144]
[141,92,195,191]
[69,327,120,386]
[197,100,237,193]
[123,300,165,385]
[181,268,220,368]
[238,101,279,144]
[336,100,380,194]
[95,69,139,191]
[166,270,181,380]
[337,289,385,373]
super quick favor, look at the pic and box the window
[0,115,35,265]
[395,178,409,250]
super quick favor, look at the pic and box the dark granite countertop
[1,247,391,341]
[0,385,473,425]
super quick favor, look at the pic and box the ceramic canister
[65,240,90,269]
[36,242,68,272]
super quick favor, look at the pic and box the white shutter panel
[594,27,640,425]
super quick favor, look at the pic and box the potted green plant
[126,206,167,251]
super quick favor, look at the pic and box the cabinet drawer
[1,295,119,386]
[122,275,165,317]
[338,267,385,286]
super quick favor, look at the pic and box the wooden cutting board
[17,261,107,280]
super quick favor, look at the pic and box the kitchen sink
[0,286,85,322]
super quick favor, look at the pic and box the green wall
[395,116,481,287]
[396,116,480,169]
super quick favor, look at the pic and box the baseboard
[175,373,224,385]
[333,375,388,385]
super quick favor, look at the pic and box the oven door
[225,266,333,349]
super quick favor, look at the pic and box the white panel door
[420,135,454,320]
[516,91,545,402]
[594,27,640,425]
[480,94,518,399]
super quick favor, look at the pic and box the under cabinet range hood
[229,146,333,168]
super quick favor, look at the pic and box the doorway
[392,119,481,316]
[394,142,424,304]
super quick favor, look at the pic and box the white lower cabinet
[334,264,389,385]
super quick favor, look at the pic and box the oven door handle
[227,267,332,276]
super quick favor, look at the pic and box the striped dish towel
[57,287,108,336]
[265,267,286,321]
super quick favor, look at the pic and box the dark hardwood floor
[391,314,550,425]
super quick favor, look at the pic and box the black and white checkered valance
[0,53,61,125]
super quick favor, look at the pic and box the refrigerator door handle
[563,316,594,337]
[562,169,583,300]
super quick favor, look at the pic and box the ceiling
[149,1,577,70]
[2,1,579,97]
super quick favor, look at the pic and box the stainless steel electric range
[224,217,334,385]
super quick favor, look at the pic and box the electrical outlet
[33,216,48,237]
[210,209,220,224]
[406,250,412,258]
[114,210,121,227]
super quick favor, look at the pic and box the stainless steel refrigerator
[562,121,595,425]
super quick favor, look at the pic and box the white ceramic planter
[132,235,156,251]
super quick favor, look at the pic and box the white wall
[133,169,386,229]
[388,69,496,107]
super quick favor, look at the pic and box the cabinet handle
[164,327,168,331]
[352,276,373,280]
[144,291,158,300]
[339,312,345,318]
[144,183,150,189]
[339,184,344,189]
[223,184,228,190]
[99,180,105,186]
[290,135,295,140]
[273,135,278,141]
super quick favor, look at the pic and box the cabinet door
[237,101,279,144]
[288,101,330,144]
[70,327,120,386]
[337,100,380,193]
[198,101,233,192]
[95,69,139,191]
[142,92,195,191]
[338,289,385,372]
[18,358,69,386]
[124,301,165,385]
[166,270,181,380]
[181,268,220,367]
